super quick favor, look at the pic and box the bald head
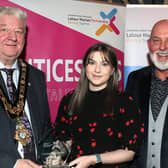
[150,19,168,38]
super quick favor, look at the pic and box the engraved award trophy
[43,140,71,168]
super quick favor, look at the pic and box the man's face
[148,21,168,70]
[0,14,25,65]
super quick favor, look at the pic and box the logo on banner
[96,8,120,36]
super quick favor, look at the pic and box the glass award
[43,140,71,168]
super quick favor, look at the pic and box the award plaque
[43,140,72,168]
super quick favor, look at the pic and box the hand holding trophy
[43,140,71,168]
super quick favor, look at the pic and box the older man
[0,6,53,168]
[126,19,168,168]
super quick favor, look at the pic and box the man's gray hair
[0,6,27,27]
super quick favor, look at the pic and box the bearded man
[125,19,168,168]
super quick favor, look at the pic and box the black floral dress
[54,88,144,168]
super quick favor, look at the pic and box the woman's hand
[68,149,135,168]
[69,155,96,168]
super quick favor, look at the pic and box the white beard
[150,50,168,70]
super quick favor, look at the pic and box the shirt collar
[0,60,19,70]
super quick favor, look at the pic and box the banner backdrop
[124,5,168,88]
[0,0,125,121]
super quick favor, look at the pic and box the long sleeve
[54,91,74,141]
[113,93,144,152]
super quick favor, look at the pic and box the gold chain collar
[0,59,27,118]
[0,59,31,146]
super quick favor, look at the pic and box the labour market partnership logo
[96,8,120,36]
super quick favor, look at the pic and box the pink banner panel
[0,0,124,121]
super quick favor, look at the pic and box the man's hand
[15,159,43,168]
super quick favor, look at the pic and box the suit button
[152,142,155,145]
[152,154,155,157]
[152,129,155,132]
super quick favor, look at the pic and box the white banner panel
[9,0,125,51]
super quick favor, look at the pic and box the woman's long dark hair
[68,43,119,115]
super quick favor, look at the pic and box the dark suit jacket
[0,61,53,168]
[125,66,168,168]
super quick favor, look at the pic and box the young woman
[54,43,144,168]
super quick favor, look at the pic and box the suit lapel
[0,71,17,145]
[138,67,152,167]
[25,67,39,148]
[139,67,151,131]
